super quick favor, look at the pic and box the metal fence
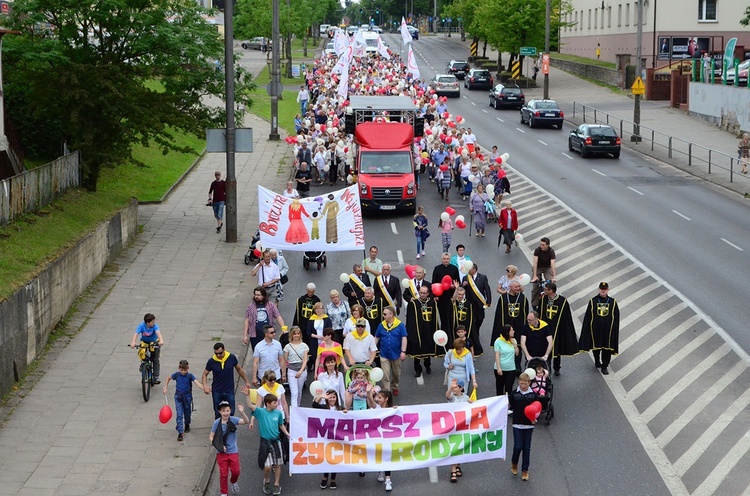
[571,102,750,185]
[0,151,81,226]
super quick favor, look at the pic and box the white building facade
[559,0,750,67]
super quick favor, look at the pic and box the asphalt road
[208,38,750,496]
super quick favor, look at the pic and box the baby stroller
[303,251,327,270]
[527,357,554,425]
[243,230,262,265]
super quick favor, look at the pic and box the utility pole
[269,0,281,140]
[632,0,644,142]
[543,0,550,99]
[224,0,237,242]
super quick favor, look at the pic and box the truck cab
[346,96,423,214]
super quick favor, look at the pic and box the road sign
[520,46,537,56]
[631,77,645,95]
[511,61,521,79]
[266,81,283,97]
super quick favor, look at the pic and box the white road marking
[462,95,468,99]
[671,210,691,221]
[481,109,488,114]
[641,344,731,424]
[537,140,548,146]
[628,186,644,196]
[692,414,750,496]
[397,250,404,265]
[391,222,398,235]
[591,168,606,176]
[562,152,574,160]
[496,117,504,122]
[721,238,744,251]
[516,128,526,133]
[471,101,476,106]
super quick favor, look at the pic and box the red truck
[347,96,422,214]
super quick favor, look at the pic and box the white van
[361,31,379,54]
[320,24,331,35]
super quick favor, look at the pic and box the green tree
[5,0,255,191]
[741,6,750,26]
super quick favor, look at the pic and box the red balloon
[344,147,349,153]
[320,124,327,133]
[445,137,452,144]
[253,248,262,257]
[430,99,437,106]
[456,115,463,122]
[425,128,432,135]
[524,401,542,422]
[159,405,173,424]
[439,164,449,172]
[404,264,417,279]
[422,157,430,165]
[441,275,453,291]
[495,157,503,165]
[442,112,450,119]
[431,283,444,297]
[456,220,466,229]
[497,170,506,179]
[448,121,457,129]
[445,206,456,215]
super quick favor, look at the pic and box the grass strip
[551,53,617,70]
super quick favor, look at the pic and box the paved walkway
[0,114,291,496]
[443,36,750,197]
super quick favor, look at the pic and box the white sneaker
[385,479,393,491]
[421,250,426,256]
[416,254,420,259]
[232,482,240,494]
[377,472,385,482]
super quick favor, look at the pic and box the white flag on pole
[376,34,391,60]
[400,17,413,45]
[407,45,420,80]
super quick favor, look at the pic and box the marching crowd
[132,34,623,496]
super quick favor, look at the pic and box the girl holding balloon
[439,211,454,253]
[509,372,541,482]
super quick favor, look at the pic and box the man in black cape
[491,280,529,348]
[432,252,460,339]
[406,285,441,377]
[342,263,371,307]
[539,282,579,375]
[293,283,321,372]
[358,287,385,336]
[578,282,620,375]
[451,287,482,356]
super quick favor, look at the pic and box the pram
[527,357,555,425]
[243,230,262,265]
[303,251,327,270]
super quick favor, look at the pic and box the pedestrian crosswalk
[502,167,750,496]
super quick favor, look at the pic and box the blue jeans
[212,390,235,419]
[512,427,534,471]
[300,100,308,114]
[212,201,225,222]
[175,392,193,433]
[416,236,425,255]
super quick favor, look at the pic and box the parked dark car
[568,124,621,158]
[241,37,270,51]
[446,60,470,79]
[488,84,525,110]
[464,68,493,90]
[520,100,564,129]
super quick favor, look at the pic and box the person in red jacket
[498,200,519,253]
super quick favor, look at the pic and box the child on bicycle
[163,360,204,441]
[130,313,164,383]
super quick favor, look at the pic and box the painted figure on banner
[286,199,311,244]
[321,194,340,243]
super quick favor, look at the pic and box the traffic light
[376,8,380,14]
[360,8,363,14]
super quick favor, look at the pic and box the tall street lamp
[632,0,644,142]
[223,0,237,242]
[269,0,281,140]
[543,0,550,99]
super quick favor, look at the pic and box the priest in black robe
[431,253,460,339]
[406,285,441,377]
[578,282,620,375]
[451,287,482,356]
[539,282,579,375]
[491,280,529,348]
[358,287,385,337]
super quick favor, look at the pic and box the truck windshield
[360,151,412,174]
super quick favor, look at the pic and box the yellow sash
[376,276,396,307]
[212,352,231,369]
[349,274,366,292]
[466,275,487,308]
[453,347,471,360]
[409,279,419,299]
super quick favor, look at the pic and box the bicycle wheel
[142,362,151,402]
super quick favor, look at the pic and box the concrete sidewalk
[0,114,291,496]
[443,36,750,197]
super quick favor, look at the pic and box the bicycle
[135,342,159,402]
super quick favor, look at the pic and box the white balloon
[340,272,350,283]
[524,368,537,379]
[331,127,338,134]
[337,140,344,147]
[440,212,450,222]
[401,278,411,289]
[433,330,448,346]
[346,174,354,184]
[486,184,495,194]
[324,164,330,172]
[455,215,465,223]
[427,134,435,142]
[519,273,531,285]
[315,123,321,131]
[309,380,325,397]
[463,260,473,272]
[370,367,384,383]
[501,153,510,162]
[468,174,475,183]
[316,138,324,146]
[515,232,524,242]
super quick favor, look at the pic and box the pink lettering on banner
[431,411,454,435]
[336,418,356,442]
[402,413,421,438]
[430,406,491,435]
[308,418,336,438]
[355,418,382,439]
[259,194,287,236]
[380,415,402,438]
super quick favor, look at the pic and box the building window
[608,6,612,27]
[625,3,630,26]
[601,8,605,28]
[592,9,596,29]
[618,4,622,27]
[699,0,717,21]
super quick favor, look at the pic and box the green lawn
[248,65,303,136]
[0,131,204,300]
[551,53,617,70]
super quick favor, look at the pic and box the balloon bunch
[440,206,466,230]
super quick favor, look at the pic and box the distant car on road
[488,84,524,110]
[430,74,461,97]
[325,42,336,57]
[241,37,270,51]
[406,25,419,40]
[320,24,331,36]
[520,99,564,129]
[464,68,493,90]
[568,124,621,158]
[446,60,470,79]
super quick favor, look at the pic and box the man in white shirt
[344,318,378,366]
[463,127,477,153]
[296,85,309,114]
[251,250,280,290]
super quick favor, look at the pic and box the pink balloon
[495,157,503,165]
[405,265,417,279]
[445,206,456,215]
[431,283,444,297]
[524,401,542,422]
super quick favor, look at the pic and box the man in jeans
[374,307,408,395]
[202,342,251,419]
[530,237,556,310]
[208,171,226,233]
